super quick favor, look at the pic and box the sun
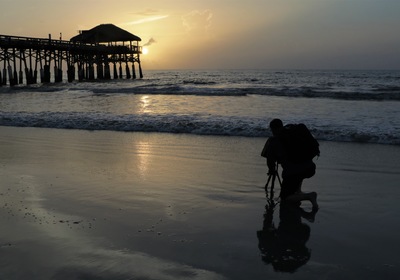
[142,47,149,55]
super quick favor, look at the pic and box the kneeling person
[261,119,319,209]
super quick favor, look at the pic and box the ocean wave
[183,79,217,85]
[1,111,399,145]
[2,80,399,100]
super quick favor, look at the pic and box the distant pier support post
[97,62,104,79]
[55,66,63,82]
[0,60,4,86]
[13,48,18,85]
[7,65,13,86]
[113,63,118,79]
[138,62,143,79]
[12,49,18,86]
[118,61,123,79]
[3,62,7,85]
[18,54,23,84]
[54,50,63,83]
[104,62,111,79]
[126,63,131,79]
[43,65,51,83]
[22,51,30,85]
[33,49,38,84]
[132,63,136,79]
[3,61,6,85]
[40,68,44,83]
[27,49,34,84]
[78,63,84,81]
[89,63,95,80]
[67,65,75,82]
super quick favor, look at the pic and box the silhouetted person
[261,119,319,209]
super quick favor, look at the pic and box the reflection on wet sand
[257,190,318,273]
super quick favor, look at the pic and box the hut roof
[70,24,141,43]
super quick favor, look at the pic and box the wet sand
[0,126,399,280]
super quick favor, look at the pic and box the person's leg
[281,177,318,209]
[280,176,302,201]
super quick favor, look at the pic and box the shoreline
[1,126,399,279]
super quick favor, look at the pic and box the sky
[1,0,399,70]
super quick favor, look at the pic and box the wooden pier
[0,24,143,86]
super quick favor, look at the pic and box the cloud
[131,9,161,17]
[182,10,213,35]
[143,37,157,47]
[123,15,169,25]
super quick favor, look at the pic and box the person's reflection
[257,193,317,273]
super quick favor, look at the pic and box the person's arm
[266,137,286,174]
[264,138,278,174]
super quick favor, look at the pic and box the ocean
[0,69,399,145]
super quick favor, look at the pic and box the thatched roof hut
[70,24,141,43]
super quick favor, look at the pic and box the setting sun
[142,47,149,55]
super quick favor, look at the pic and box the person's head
[269,119,283,136]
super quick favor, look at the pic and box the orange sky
[1,0,399,70]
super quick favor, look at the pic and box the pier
[0,24,143,86]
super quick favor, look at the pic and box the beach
[1,126,399,279]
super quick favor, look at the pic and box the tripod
[265,162,282,199]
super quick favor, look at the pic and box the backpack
[279,123,320,163]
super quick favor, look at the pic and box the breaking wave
[1,111,399,145]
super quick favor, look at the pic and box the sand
[0,126,399,280]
